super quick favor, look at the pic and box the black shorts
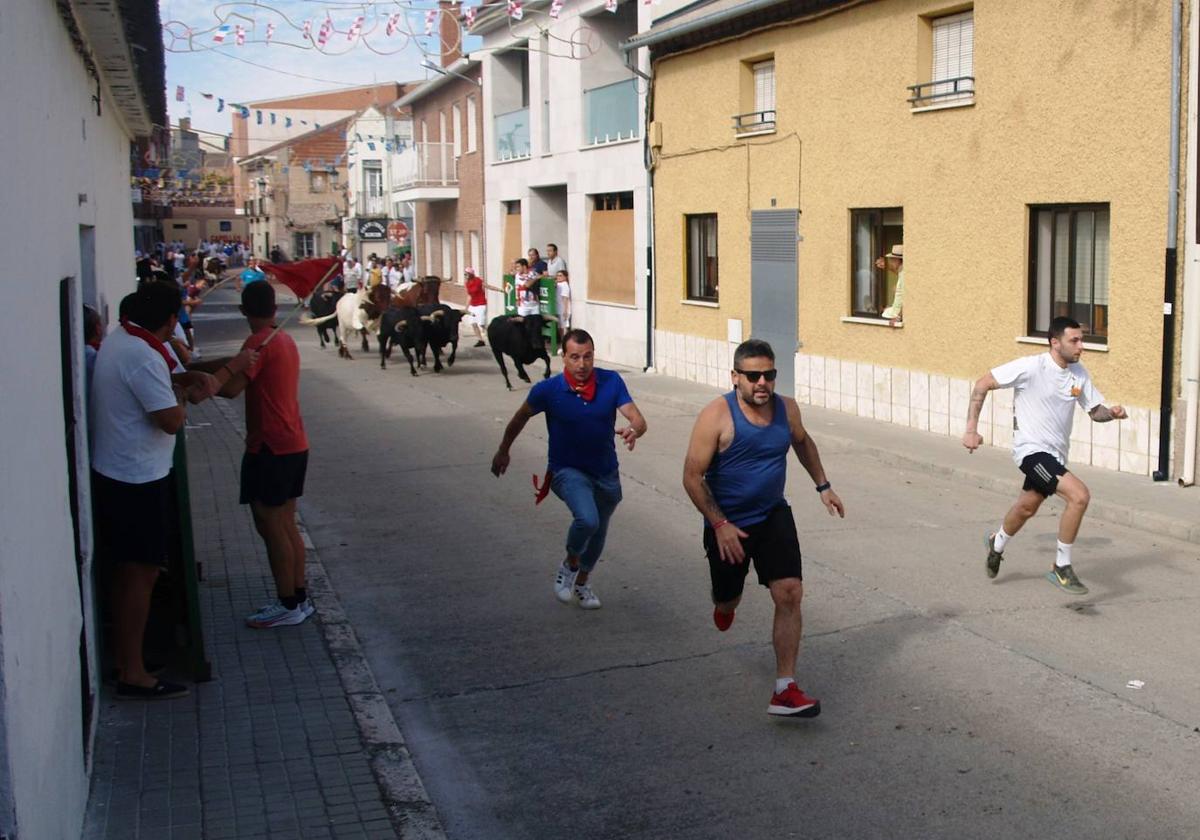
[704,503,803,603]
[1020,452,1068,497]
[92,471,171,567]
[240,447,308,507]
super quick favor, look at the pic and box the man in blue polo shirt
[491,329,648,609]
[239,256,266,290]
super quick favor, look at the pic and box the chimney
[439,1,462,68]
[179,117,191,133]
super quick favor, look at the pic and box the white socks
[775,677,795,694]
[1056,540,1073,568]
[993,528,1012,553]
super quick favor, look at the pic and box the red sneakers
[768,683,821,717]
[713,606,735,632]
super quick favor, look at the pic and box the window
[1029,204,1110,342]
[441,232,452,279]
[850,208,904,317]
[294,232,316,258]
[470,231,481,274]
[504,200,521,215]
[735,59,776,134]
[686,214,719,302]
[309,171,327,193]
[452,104,463,158]
[424,231,434,275]
[911,10,975,106]
[594,192,634,211]
[455,231,465,279]
[754,60,776,116]
[363,162,383,197]
[467,96,478,153]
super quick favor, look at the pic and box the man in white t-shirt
[343,256,363,291]
[545,243,567,278]
[513,257,543,352]
[963,316,1126,595]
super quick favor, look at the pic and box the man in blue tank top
[491,329,648,610]
[683,339,845,717]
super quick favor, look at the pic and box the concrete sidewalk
[83,398,443,840]
[621,369,1200,545]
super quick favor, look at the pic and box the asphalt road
[193,285,1200,840]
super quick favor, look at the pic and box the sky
[160,1,472,141]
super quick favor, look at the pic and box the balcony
[584,79,639,147]
[391,143,459,203]
[732,110,776,137]
[907,76,975,109]
[354,194,388,218]
[494,107,531,162]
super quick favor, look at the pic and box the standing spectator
[90,282,249,699]
[384,257,402,292]
[545,243,567,278]
[367,256,383,289]
[513,258,542,352]
[83,304,103,397]
[463,267,502,348]
[527,248,548,276]
[682,338,844,717]
[399,252,415,285]
[555,270,572,330]
[343,255,363,291]
[172,248,186,277]
[239,256,266,291]
[219,283,313,628]
[491,329,647,609]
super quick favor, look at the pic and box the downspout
[624,44,655,372]
[1155,0,1184,481]
[1181,0,1200,485]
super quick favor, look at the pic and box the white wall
[481,0,651,368]
[0,2,146,837]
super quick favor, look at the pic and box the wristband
[814,482,831,493]
[711,519,729,530]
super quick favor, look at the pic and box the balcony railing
[391,142,458,189]
[907,76,975,106]
[495,107,531,161]
[732,110,776,135]
[354,194,388,217]
[584,79,639,146]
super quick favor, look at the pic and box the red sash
[568,371,596,401]
[532,471,552,506]
[121,320,178,372]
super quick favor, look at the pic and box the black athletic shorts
[704,503,803,604]
[1019,451,1068,497]
[240,446,308,506]
[92,471,171,567]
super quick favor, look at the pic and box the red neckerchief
[567,370,596,402]
[121,319,178,372]
[86,339,101,351]
[532,471,552,505]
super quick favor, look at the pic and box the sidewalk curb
[627,386,1200,547]
[212,398,447,839]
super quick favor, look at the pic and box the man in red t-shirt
[462,267,502,348]
[220,282,312,628]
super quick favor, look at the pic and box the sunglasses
[735,368,778,383]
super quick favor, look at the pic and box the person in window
[875,244,904,324]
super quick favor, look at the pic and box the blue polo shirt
[240,267,266,285]
[527,369,633,477]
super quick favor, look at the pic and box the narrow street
[193,286,1200,840]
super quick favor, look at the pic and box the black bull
[487,314,553,390]
[308,288,344,349]
[377,306,423,376]
[417,304,464,372]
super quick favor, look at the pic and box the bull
[377,306,424,375]
[308,287,344,349]
[487,314,554,390]
[417,304,465,373]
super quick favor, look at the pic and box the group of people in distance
[491,314,1123,718]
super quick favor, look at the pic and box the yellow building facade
[644,0,1181,477]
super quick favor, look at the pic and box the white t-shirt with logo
[89,328,179,484]
[516,271,540,316]
[991,352,1103,466]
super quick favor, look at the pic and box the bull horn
[543,315,558,324]
[398,319,408,327]
[420,315,433,322]
[431,310,445,319]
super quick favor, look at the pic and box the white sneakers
[245,600,311,628]
[554,564,601,609]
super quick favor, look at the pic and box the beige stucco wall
[652,0,1175,409]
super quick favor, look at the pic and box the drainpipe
[1181,0,1200,485]
[1155,0,1183,481]
[624,39,655,371]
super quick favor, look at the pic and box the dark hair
[83,305,102,342]
[241,281,276,318]
[515,258,529,269]
[556,269,569,279]
[733,338,775,368]
[1047,316,1081,343]
[562,328,594,350]
[528,248,540,256]
[134,281,183,331]
[547,243,558,251]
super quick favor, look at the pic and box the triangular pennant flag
[550,0,563,19]
[201,92,213,100]
[266,22,276,42]
[285,117,292,128]
[217,98,224,112]
[175,85,185,101]
[507,1,523,20]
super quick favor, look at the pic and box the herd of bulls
[301,281,554,390]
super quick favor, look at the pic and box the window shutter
[932,11,973,84]
[753,61,775,114]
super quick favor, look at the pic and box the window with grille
[1029,204,1110,343]
[686,214,719,302]
[735,58,776,134]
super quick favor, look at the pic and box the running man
[491,329,647,609]
[683,339,844,717]
[964,316,1125,595]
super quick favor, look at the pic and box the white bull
[300,287,379,359]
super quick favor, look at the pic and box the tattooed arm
[962,373,999,453]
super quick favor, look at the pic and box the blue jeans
[550,468,623,573]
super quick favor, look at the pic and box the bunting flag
[348,15,364,40]
[549,0,563,19]
[266,22,276,42]
[465,5,477,26]
[507,1,523,21]
[212,24,230,43]
[606,0,618,10]
[175,85,185,102]
[240,106,250,119]
[285,117,292,128]
[317,16,333,46]
[386,13,401,36]
[367,142,376,151]
[217,98,224,111]
[256,109,262,124]
[302,19,312,40]
[200,92,213,100]
[270,113,277,125]
[262,257,341,301]
[235,24,245,45]
[425,9,436,35]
